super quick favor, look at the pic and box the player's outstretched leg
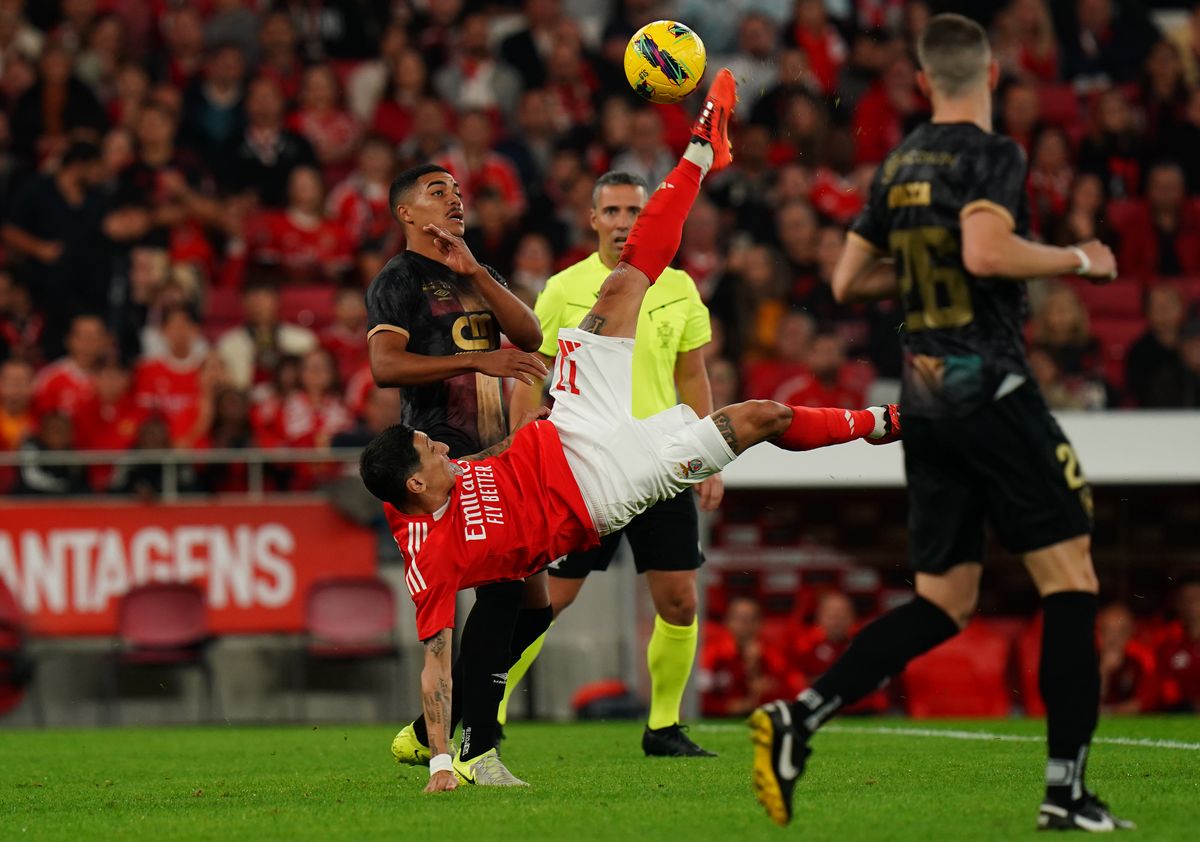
[707,401,899,457]
[576,68,737,340]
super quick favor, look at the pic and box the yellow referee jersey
[534,252,711,418]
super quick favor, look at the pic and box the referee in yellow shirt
[501,171,721,756]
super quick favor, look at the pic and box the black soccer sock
[509,604,553,666]
[410,581,525,755]
[458,580,524,761]
[1039,591,1100,805]
[790,596,959,734]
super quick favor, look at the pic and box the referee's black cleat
[1037,793,1136,832]
[642,724,717,757]
[749,701,811,826]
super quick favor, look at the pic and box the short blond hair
[917,13,990,98]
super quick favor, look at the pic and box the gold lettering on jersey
[882,150,957,185]
[890,227,974,331]
[458,462,505,542]
[452,313,495,351]
[887,182,931,208]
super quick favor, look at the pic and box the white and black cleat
[1038,793,1136,832]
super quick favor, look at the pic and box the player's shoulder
[545,252,606,292]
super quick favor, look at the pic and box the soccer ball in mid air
[624,20,706,104]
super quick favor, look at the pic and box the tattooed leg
[707,401,794,456]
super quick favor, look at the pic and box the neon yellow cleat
[390,723,431,766]
[453,748,528,786]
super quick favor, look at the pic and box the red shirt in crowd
[385,420,597,640]
[132,356,204,445]
[773,366,869,410]
[32,359,96,420]
[1158,629,1200,711]
[327,175,393,249]
[287,108,362,183]
[853,83,906,166]
[344,364,375,417]
[699,623,791,717]
[274,391,353,448]
[243,210,355,284]
[320,324,368,386]
[433,148,526,217]
[74,393,148,490]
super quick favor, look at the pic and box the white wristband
[1068,245,1091,276]
[429,754,453,776]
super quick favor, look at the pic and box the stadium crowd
[699,577,1200,717]
[0,0,1199,495]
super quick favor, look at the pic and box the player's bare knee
[655,590,697,626]
[1025,535,1099,595]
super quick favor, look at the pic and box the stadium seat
[105,582,219,724]
[903,621,1013,718]
[206,286,243,323]
[1015,615,1045,716]
[280,285,337,330]
[1068,280,1142,320]
[1091,317,1147,390]
[0,582,42,724]
[1038,84,1081,129]
[293,577,400,720]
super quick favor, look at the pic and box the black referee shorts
[904,381,1094,573]
[549,491,703,578]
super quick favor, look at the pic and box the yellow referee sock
[497,628,548,726]
[646,615,698,730]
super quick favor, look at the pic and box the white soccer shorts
[547,328,735,536]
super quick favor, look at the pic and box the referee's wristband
[430,754,454,776]
[1068,245,1091,276]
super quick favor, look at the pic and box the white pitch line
[694,722,1200,751]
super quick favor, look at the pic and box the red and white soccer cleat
[867,403,901,445]
[691,68,737,173]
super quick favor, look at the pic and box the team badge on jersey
[673,457,704,479]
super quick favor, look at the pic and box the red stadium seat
[1038,84,1081,129]
[1091,317,1146,389]
[1069,280,1143,320]
[281,285,337,330]
[105,582,218,723]
[903,620,1013,718]
[207,286,243,324]
[1015,615,1045,716]
[294,577,400,719]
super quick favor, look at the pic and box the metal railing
[0,447,365,501]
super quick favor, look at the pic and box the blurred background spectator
[700,595,789,717]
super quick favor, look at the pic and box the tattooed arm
[421,628,457,793]
[461,407,550,460]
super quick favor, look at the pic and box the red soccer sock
[617,158,703,283]
[775,406,877,452]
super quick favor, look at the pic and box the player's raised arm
[423,222,543,352]
[368,330,548,387]
[961,211,1116,282]
[420,628,457,793]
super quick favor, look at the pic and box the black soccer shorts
[904,381,1094,573]
[549,491,703,578]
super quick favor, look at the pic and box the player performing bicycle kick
[359,69,900,792]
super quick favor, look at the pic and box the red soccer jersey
[244,209,355,283]
[132,357,204,445]
[384,420,597,640]
[275,391,353,447]
[32,358,96,420]
[1158,633,1200,711]
[320,324,368,385]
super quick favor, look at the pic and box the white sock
[682,139,713,178]
[867,406,887,440]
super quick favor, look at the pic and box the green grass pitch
[3,717,1198,840]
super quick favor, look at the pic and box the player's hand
[513,406,551,432]
[695,473,724,512]
[473,349,550,385]
[423,771,458,793]
[1073,240,1117,283]
[424,223,482,276]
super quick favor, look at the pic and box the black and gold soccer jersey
[365,251,509,457]
[850,122,1031,418]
